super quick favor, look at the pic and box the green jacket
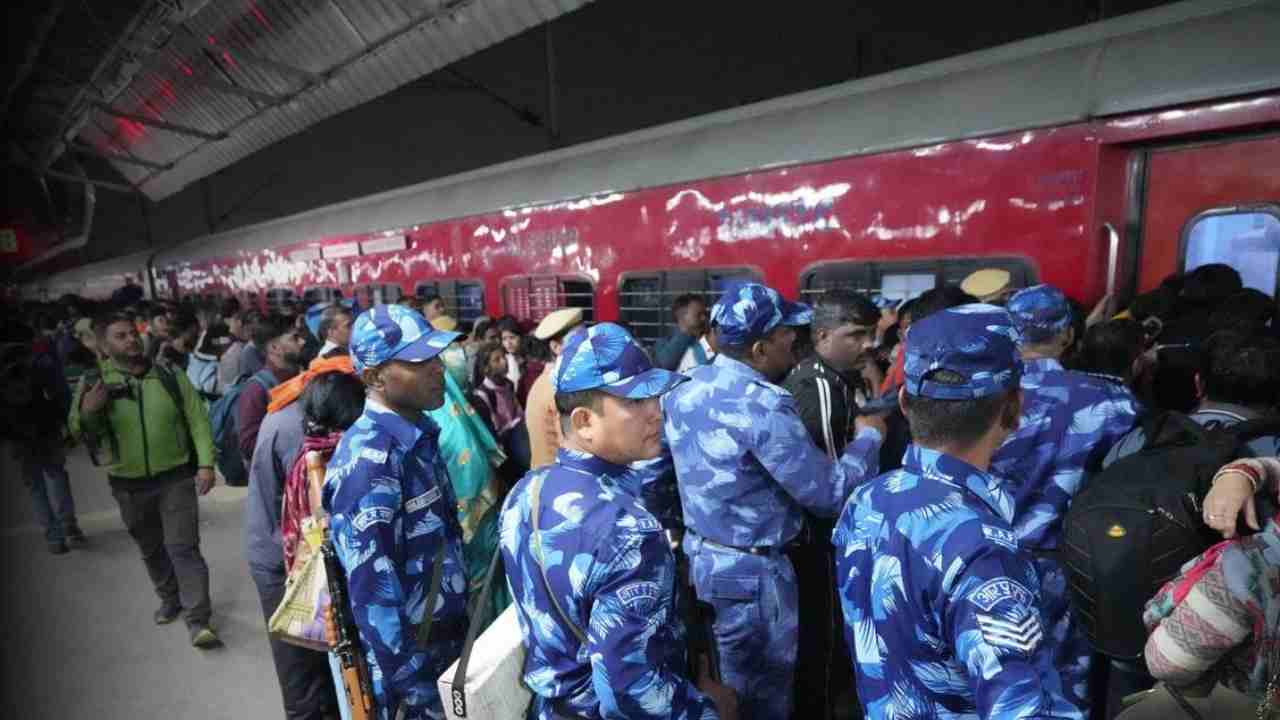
[69,359,214,482]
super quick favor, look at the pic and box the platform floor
[1,448,285,719]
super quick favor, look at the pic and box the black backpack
[1061,411,1280,660]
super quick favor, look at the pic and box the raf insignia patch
[976,607,1043,655]
[981,525,1018,551]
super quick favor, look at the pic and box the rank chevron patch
[976,611,1043,654]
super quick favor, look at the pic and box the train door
[1136,134,1280,298]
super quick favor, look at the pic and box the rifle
[311,449,377,720]
[677,549,722,683]
[323,539,377,720]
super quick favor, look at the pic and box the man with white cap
[524,307,585,469]
[323,304,469,720]
[961,267,1014,305]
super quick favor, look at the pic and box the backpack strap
[531,472,589,644]
[1140,411,1209,452]
[447,548,504,719]
[152,363,194,458]
[1223,415,1280,443]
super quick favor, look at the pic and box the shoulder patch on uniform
[616,580,660,614]
[968,577,1034,612]
[359,447,389,464]
[405,486,442,514]
[981,525,1018,551]
[352,506,395,532]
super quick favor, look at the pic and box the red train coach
[31,1,1280,346]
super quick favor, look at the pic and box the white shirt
[506,352,522,387]
[677,335,716,373]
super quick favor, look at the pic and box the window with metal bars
[501,275,595,325]
[415,280,486,321]
[354,283,404,307]
[302,286,344,305]
[618,267,761,347]
[799,257,1035,306]
[265,288,296,312]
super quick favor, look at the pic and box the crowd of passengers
[0,261,1277,720]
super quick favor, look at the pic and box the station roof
[4,0,592,201]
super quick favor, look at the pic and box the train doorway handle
[1103,222,1120,299]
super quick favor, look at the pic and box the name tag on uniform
[359,447,388,464]
[405,487,442,513]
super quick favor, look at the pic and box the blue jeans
[23,455,78,544]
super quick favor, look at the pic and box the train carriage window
[619,267,761,347]
[303,287,343,305]
[1182,207,1280,297]
[356,283,403,307]
[501,275,596,325]
[800,258,1034,304]
[265,288,296,311]
[416,280,486,321]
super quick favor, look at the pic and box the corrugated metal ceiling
[77,0,592,201]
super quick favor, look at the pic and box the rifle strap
[413,543,448,651]
[392,543,447,720]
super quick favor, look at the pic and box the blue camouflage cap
[1007,284,1073,345]
[305,299,358,340]
[710,282,813,347]
[555,322,686,399]
[349,304,460,373]
[904,304,1023,400]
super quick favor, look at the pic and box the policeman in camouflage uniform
[990,284,1140,709]
[323,304,469,720]
[500,323,735,720]
[663,283,883,720]
[833,304,1083,720]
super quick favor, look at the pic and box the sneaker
[189,624,222,649]
[154,602,183,625]
[48,541,69,555]
[65,527,88,548]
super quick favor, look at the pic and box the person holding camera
[69,312,220,649]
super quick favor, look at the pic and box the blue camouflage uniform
[991,285,1140,709]
[323,305,468,720]
[499,323,718,720]
[663,283,882,720]
[833,304,1084,720]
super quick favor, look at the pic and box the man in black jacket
[781,288,882,720]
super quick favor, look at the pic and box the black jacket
[782,354,862,458]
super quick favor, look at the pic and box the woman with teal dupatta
[428,370,511,630]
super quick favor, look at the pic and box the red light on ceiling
[117,118,146,142]
[222,51,237,68]
[250,4,273,30]
[208,34,217,44]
